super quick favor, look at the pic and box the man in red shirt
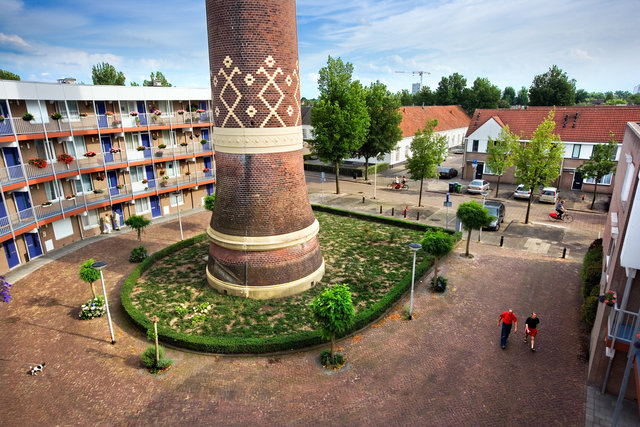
[498,309,518,349]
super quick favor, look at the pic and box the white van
[539,187,559,203]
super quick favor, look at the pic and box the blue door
[96,101,107,128]
[150,195,161,218]
[108,171,119,196]
[201,129,210,150]
[3,238,20,268]
[102,137,113,163]
[0,198,8,234]
[14,192,32,220]
[0,101,12,136]
[112,203,124,226]
[199,101,208,122]
[206,183,214,196]
[203,156,212,177]
[145,165,156,188]
[136,101,147,126]
[141,133,151,159]
[24,233,42,259]
[3,147,23,180]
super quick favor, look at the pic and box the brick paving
[0,173,605,425]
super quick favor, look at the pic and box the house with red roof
[463,106,640,194]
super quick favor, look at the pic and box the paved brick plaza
[0,205,587,425]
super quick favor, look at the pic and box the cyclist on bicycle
[555,200,565,220]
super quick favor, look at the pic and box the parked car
[513,184,532,200]
[451,145,464,154]
[483,200,505,231]
[467,179,490,194]
[539,187,559,203]
[437,167,458,179]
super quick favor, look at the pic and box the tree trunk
[364,157,370,181]
[334,161,340,194]
[154,321,159,366]
[591,181,598,210]
[90,282,97,298]
[465,228,472,257]
[418,178,424,207]
[434,256,439,279]
[495,175,501,198]
[330,332,336,364]
[524,193,533,224]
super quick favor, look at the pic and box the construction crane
[395,70,431,86]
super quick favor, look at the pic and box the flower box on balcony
[84,151,97,157]
[65,195,76,200]
[22,113,34,121]
[141,179,148,184]
[41,201,53,207]
[112,120,122,126]
[158,144,167,149]
[109,147,121,154]
[180,142,189,147]
[57,153,74,164]
[203,168,211,173]
[116,185,124,189]
[177,109,185,115]
[96,175,105,181]
[136,146,147,151]
[79,112,88,117]
[28,157,48,168]
[184,171,191,176]
[129,111,138,116]
[0,115,5,122]
[93,189,104,194]
[196,109,205,113]
[154,110,162,116]
[200,139,208,145]
[50,112,63,120]
[105,111,114,117]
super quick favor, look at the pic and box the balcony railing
[607,304,640,346]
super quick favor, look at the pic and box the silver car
[513,184,532,199]
[467,179,490,194]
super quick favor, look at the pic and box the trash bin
[454,183,462,193]
[448,182,456,193]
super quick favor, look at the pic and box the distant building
[633,84,640,94]
[412,83,422,95]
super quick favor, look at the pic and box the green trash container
[455,183,462,193]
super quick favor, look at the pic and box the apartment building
[0,80,216,274]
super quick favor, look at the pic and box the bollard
[417,212,420,221]
[403,209,407,218]
[380,205,383,214]
[500,235,504,247]
[362,196,365,204]
[391,207,394,216]
[562,248,567,259]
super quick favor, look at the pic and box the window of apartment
[44,180,63,200]
[395,150,400,162]
[161,130,177,147]
[124,132,142,151]
[472,140,479,152]
[404,146,409,159]
[170,190,184,207]
[120,101,138,115]
[65,136,86,158]
[130,166,146,183]
[572,144,581,158]
[56,101,79,121]
[483,164,495,175]
[166,160,179,177]
[26,100,48,124]
[584,172,613,186]
[621,161,635,203]
[74,174,93,194]
[81,210,100,229]
[35,139,55,160]
[157,100,173,116]
[135,197,150,214]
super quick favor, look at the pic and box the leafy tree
[78,259,100,298]
[529,65,576,106]
[0,69,20,81]
[125,214,152,243]
[309,56,369,194]
[398,89,414,106]
[513,111,564,223]
[310,284,355,364]
[420,230,454,278]
[130,81,140,86]
[406,119,448,207]
[628,93,640,105]
[436,72,467,105]
[456,201,493,257]
[486,125,519,197]
[143,71,172,87]
[204,194,216,211]
[357,82,403,180]
[577,132,618,209]
[91,62,126,85]
[502,86,516,105]
[465,77,501,113]
[414,86,436,106]
[515,86,529,106]
[615,90,632,100]
[575,89,589,104]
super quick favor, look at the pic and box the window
[395,150,400,162]
[621,161,635,203]
[135,197,150,214]
[124,132,142,151]
[483,164,495,175]
[157,100,173,116]
[404,146,409,159]
[66,136,86,158]
[26,100,48,124]
[130,166,146,183]
[34,139,55,160]
[44,180,63,200]
[166,160,179,177]
[170,191,184,207]
[584,172,613,185]
[572,144,581,158]
[56,101,79,121]
[74,174,93,194]
[472,140,479,152]
[81,210,100,229]
[162,130,177,147]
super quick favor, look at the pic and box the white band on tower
[213,126,303,154]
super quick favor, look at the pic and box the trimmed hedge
[304,162,389,178]
[580,239,604,328]
[121,210,459,354]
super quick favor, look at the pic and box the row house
[462,106,640,193]
[0,79,216,274]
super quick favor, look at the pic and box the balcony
[606,304,640,354]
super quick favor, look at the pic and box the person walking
[498,309,517,349]
[523,312,540,352]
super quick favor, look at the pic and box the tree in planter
[140,316,172,374]
[406,119,448,207]
[420,230,454,283]
[78,259,100,298]
[310,284,355,367]
[513,111,564,224]
[577,132,618,210]
[125,215,151,243]
[309,56,369,194]
[486,125,519,197]
[204,194,215,211]
[456,201,494,257]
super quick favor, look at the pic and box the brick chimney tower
[204,0,324,298]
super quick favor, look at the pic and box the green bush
[204,195,215,211]
[129,245,148,263]
[320,349,344,368]
[581,246,603,299]
[79,296,105,320]
[140,345,173,374]
[582,296,599,328]
[429,276,448,293]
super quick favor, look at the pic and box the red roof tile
[466,106,640,143]
[399,106,470,137]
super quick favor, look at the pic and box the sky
[0,0,638,99]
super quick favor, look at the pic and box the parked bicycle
[548,211,573,223]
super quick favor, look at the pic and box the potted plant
[105,111,114,117]
[200,139,208,145]
[203,167,210,173]
[65,194,76,200]
[163,175,169,180]
[83,151,97,157]
[116,184,125,189]
[600,290,617,307]
[41,201,53,207]
[129,111,138,116]
[109,147,121,154]
[184,171,191,176]
[176,109,185,115]
[154,110,162,117]
[136,146,147,151]
[196,109,205,113]
[28,157,48,168]
[22,113,34,121]
[112,119,122,126]
[93,189,104,194]
[0,115,5,122]
[141,179,148,184]
[57,153,74,164]
[79,112,88,117]
[50,112,63,120]
[180,142,189,147]
[158,144,166,149]
[96,175,105,181]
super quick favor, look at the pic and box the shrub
[582,296,599,328]
[581,246,603,299]
[79,296,105,320]
[204,195,215,211]
[429,276,448,293]
[589,238,603,250]
[129,245,148,263]
[320,349,344,369]
[140,345,173,374]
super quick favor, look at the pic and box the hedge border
[121,209,460,354]
[303,162,389,178]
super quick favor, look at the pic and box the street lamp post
[408,242,422,320]
[92,261,115,344]
[173,191,183,241]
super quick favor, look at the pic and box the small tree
[486,125,519,197]
[577,132,618,209]
[143,71,172,87]
[406,119,448,207]
[529,65,576,106]
[456,201,493,257]
[513,111,564,224]
[420,230,454,278]
[204,194,216,211]
[125,215,151,243]
[0,69,20,81]
[78,259,100,298]
[91,62,126,86]
[310,284,355,365]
